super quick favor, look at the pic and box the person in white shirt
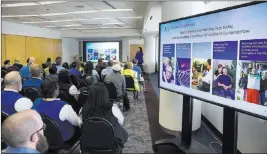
[1,71,33,115]
[33,79,79,142]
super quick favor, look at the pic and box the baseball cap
[112,64,121,71]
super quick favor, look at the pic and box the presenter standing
[135,47,144,71]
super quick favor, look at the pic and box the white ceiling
[1,1,149,31]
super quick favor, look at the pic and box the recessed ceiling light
[1,1,66,7]
[100,9,133,12]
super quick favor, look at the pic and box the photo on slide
[176,43,191,87]
[87,49,94,60]
[236,39,267,106]
[213,60,236,100]
[191,42,212,92]
[212,41,238,100]
[162,44,175,84]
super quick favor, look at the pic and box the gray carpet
[122,91,153,153]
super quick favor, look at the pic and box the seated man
[46,65,58,81]
[20,57,35,79]
[2,110,49,153]
[33,79,79,142]
[101,60,113,80]
[105,64,130,111]
[69,62,82,78]
[3,60,11,69]
[13,58,23,70]
[217,67,235,100]
[1,71,33,115]
[23,64,43,89]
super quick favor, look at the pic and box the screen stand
[222,107,238,154]
[153,95,213,153]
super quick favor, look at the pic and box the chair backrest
[104,82,118,100]
[40,114,64,149]
[78,89,89,108]
[24,87,41,102]
[1,70,7,78]
[1,111,9,124]
[80,117,116,152]
[125,75,135,89]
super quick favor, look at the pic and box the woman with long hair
[79,83,127,148]
[83,61,99,81]
[135,47,143,65]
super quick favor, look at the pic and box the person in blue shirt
[135,47,144,65]
[2,110,49,153]
[55,57,65,74]
[2,71,33,115]
[132,59,141,81]
[33,79,79,142]
[69,61,82,78]
[20,57,35,79]
[23,64,43,89]
[101,60,114,80]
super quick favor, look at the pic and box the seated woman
[83,61,100,81]
[33,78,79,142]
[122,62,140,91]
[58,69,80,112]
[78,83,127,148]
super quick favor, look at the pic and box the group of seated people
[1,56,145,153]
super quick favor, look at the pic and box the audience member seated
[1,71,33,115]
[46,65,58,81]
[46,58,52,67]
[55,57,65,74]
[69,62,82,78]
[101,60,114,80]
[105,64,130,111]
[123,62,140,91]
[58,69,80,101]
[3,60,11,69]
[83,61,100,81]
[20,57,35,78]
[23,64,43,89]
[80,63,85,74]
[78,83,127,148]
[2,110,49,153]
[132,59,146,91]
[7,65,19,73]
[13,58,23,70]
[62,62,70,70]
[95,58,107,78]
[33,79,79,142]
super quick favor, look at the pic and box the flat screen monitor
[83,41,120,62]
[159,2,267,118]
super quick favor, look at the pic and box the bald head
[4,71,22,91]
[2,110,43,147]
[29,57,35,65]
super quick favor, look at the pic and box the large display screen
[159,2,267,117]
[85,42,119,62]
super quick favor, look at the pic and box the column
[159,1,205,132]
[144,35,156,73]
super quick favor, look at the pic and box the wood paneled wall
[1,34,62,65]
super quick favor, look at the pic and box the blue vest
[23,78,43,88]
[33,99,75,141]
[1,91,22,115]
[20,65,30,78]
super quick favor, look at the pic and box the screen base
[153,136,214,153]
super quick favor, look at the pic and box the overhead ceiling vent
[103,1,116,9]
[75,5,85,9]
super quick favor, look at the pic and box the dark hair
[132,59,138,64]
[81,63,85,68]
[40,79,58,98]
[26,58,29,63]
[84,61,94,76]
[55,57,62,65]
[98,58,103,63]
[62,62,69,69]
[71,62,77,69]
[207,59,211,65]
[42,63,47,69]
[81,83,112,120]
[4,60,10,65]
[123,64,128,70]
[138,47,143,53]
[7,66,19,73]
[58,69,71,84]
[107,60,113,67]
[49,66,57,75]
[46,58,51,63]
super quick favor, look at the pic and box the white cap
[112,64,121,71]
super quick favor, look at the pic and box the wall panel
[2,34,6,63]
[53,39,62,60]
[5,34,26,65]
[25,37,42,65]
[41,38,54,64]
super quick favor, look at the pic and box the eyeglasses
[30,124,46,141]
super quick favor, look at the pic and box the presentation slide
[85,42,119,62]
[159,2,267,117]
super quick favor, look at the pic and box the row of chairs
[1,111,121,153]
